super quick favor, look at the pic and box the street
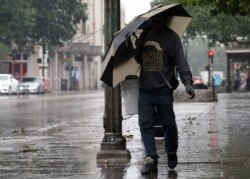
[0,91,105,179]
[0,91,250,178]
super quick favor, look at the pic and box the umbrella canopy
[101,3,192,87]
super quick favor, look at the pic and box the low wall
[174,88,218,102]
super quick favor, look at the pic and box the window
[23,54,28,60]
[15,54,21,61]
[20,77,37,82]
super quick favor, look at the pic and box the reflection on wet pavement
[0,92,250,178]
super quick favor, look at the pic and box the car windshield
[0,76,9,81]
[21,77,37,82]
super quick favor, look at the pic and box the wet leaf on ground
[208,130,218,134]
[187,116,196,121]
[124,134,134,138]
[13,128,26,135]
[21,145,44,153]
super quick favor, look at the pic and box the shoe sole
[141,168,158,175]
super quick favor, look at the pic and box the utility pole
[97,0,131,163]
[42,43,46,82]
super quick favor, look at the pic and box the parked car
[192,76,208,89]
[192,83,208,89]
[18,76,45,94]
[0,74,19,95]
[193,76,205,84]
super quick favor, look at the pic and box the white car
[18,76,45,94]
[0,74,19,95]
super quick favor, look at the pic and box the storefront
[225,48,250,92]
[56,43,102,91]
[0,60,27,80]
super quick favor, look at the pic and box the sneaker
[141,156,158,174]
[167,153,178,169]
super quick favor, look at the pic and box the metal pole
[212,77,215,100]
[208,62,211,87]
[185,47,188,61]
[42,43,46,82]
[226,56,232,92]
[183,35,188,62]
[207,50,211,87]
[97,0,130,163]
[42,54,45,82]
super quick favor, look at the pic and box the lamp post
[183,36,189,61]
[42,43,46,82]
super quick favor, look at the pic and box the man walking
[135,18,195,174]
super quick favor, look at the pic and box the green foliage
[0,43,9,60]
[0,0,35,46]
[150,0,249,76]
[187,7,250,45]
[154,0,250,15]
[150,0,250,45]
[30,0,88,46]
[178,0,250,16]
[0,0,88,52]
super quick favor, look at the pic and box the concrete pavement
[0,91,250,178]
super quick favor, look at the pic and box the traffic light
[208,49,215,64]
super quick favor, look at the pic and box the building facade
[1,1,126,92]
[48,0,105,91]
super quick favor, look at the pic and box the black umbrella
[101,3,192,87]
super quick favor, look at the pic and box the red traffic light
[208,49,215,57]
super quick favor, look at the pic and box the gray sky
[121,0,151,23]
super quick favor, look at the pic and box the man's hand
[186,84,195,99]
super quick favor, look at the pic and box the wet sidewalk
[116,92,250,179]
[0,91,250,178]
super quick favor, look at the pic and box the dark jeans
[138,88,178,158]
